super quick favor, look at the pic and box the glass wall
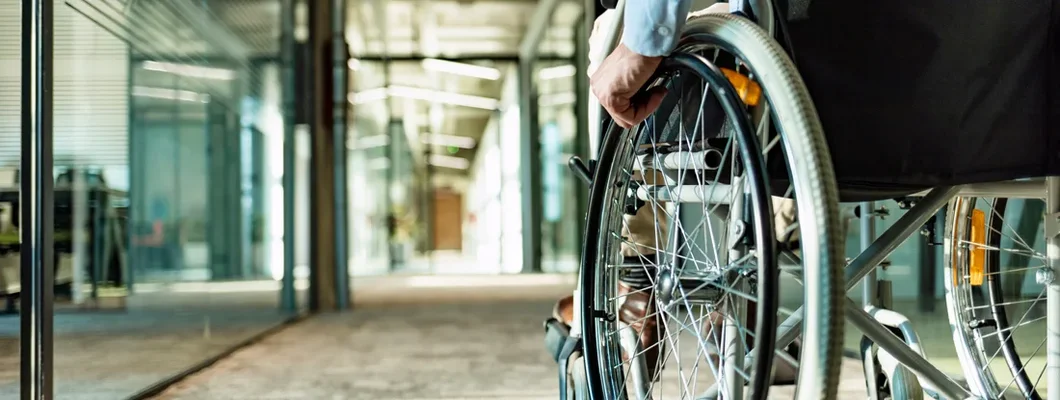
[463,65,524,274]
[0,0,298,397]
[0,0,19,394]
[535,1,584,273]
[345,71,392,276]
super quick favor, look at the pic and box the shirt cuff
[621,0,692,57]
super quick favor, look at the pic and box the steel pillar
[330,0,350,310]
[517,60,543,273]
[306,0,343,310]
[20,0,55,397]
[279,0,297,313]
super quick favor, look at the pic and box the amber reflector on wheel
[721,68,761,106]
[969,209,986,286]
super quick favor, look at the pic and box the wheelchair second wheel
[945,197,1050,399]
[578,13,844,400]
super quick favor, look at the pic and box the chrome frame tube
[848,300,969,399]
[655,149,725,171]
[861,201,877,307]
[636,184,735,204]
[845,186,959,291]
[1047,177,1060,400]
[721,177,746,399]
[916,180,1047,199]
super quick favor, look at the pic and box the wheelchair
[543,0,1060,399]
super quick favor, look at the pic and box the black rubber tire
[579,13,844,400]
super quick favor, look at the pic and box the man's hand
[590,44,667,129]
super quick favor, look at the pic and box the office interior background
[0,0,1004,397]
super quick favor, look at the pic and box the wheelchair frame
[572,0,1060,398]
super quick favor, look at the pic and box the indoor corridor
[3,0,1055,398]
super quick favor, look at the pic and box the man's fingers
[600,95,632,128]
[631,88,668,124]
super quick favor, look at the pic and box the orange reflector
[969,209,986,286]
[721,68,762,106]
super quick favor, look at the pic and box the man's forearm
[622,0,694,57]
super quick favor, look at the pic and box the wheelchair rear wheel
[945,197,1049,399]
[578,14,844,400]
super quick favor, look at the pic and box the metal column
[307,0,340,310]
[20,0,55,397]
[516,0,557,274]
[279,0,297,313]
[330,0,350,309]
[517,59,542,273]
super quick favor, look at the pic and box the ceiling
[68,0,586,179]
[347,0,583,177]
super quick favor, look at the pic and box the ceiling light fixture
[389,86,499,110]
[349,86,499,110]
[428,154,470,170]
[142,61,237,80]
[423,133,476,149]
[349,134,389,150]
[131,86,210,103]
[349,87,388,104]
[538,64,577,80]
[421,58,502,80]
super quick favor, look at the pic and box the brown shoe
[553,295,575,326]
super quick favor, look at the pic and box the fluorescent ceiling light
[423,133,476,149]
[142,61,236,80]
[349,86,499,110]
[349,87,388,104]
[389,86,499,109]
[131,86,210,103]
[421,58,502,80]
[428,154,470,170]
[538,65,576,80]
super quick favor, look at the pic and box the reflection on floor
[0,287,293,400]
[153,278,869,400]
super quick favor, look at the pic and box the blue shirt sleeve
[622,0,694,57]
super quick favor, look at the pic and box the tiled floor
[153,300,566,399]
[4,274,1041,399]
[0,289,292,400]
[153,285,873,400]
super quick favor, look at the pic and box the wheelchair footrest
[544,318,581,365]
